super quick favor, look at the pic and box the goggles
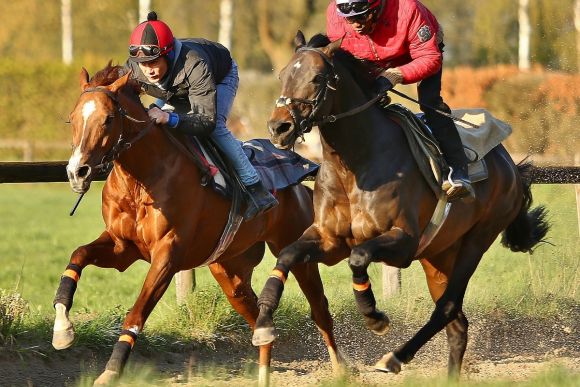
[337,2,370,16]
[129,45,162,58]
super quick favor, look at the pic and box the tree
[61,0,73,65]
[518,0,531,70]
[575,0,580,71]
[218,0,233,49]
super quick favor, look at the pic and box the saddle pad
[242,139,319,191]
[452,108,513,162]
[191,138,319,195]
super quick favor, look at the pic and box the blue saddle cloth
[242,139,318,192]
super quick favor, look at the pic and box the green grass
[0,183,578,346]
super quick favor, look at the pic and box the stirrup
[442,167,475,202]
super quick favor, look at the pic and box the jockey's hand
[375,76,394,94]
[374,76,393,108]
[147,106,169,124]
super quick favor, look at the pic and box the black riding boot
[421,99,475,202]
[243,181,279,221]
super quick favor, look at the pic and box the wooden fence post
[175,269,196,305]
[382,264,401,299]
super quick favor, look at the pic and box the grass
[0,182,578,350]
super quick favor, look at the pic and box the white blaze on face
[293,61,302,70]
[67,99,96,174]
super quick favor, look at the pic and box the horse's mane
[88,62,142,104]
[306,34,375,93]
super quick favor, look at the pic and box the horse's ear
[108,71,131,93]
[79,67,90,91]
[294,30,307,50]
[323,37,343,58]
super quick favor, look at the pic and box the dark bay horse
[53,63,343,385]
[252,32,549,377]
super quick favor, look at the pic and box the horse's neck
[113,96,191,189]
[319,65,406,163]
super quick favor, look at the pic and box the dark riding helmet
[129,11,174,63]
[336,0,381,18]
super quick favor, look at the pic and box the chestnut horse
[252,33,549,377]
[52,64,343,385]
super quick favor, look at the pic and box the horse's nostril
[77,165,91,178]
[274,122,292,136]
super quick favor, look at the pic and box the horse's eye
[104,116,114,125]
[313,74,325,84]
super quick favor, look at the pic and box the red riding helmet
[129,11,174,62]
[336,0,381,18]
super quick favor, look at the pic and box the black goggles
[129,45,162,58]
[337,2,370,15]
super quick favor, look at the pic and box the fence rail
[1,161,579,184]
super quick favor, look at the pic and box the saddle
[384,104,512,256]
[384,104,512,196]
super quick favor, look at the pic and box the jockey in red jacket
[327,0,474,201]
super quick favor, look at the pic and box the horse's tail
[501,161,550,253]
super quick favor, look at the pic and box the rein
[275,47,381,138]
[82,87,154,175]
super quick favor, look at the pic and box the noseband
[80,87,152,174]
[275,47,382,139]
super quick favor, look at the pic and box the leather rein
[274,47,381,139]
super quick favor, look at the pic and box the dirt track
[1,314,578,386]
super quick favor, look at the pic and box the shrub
[0,289,28,347]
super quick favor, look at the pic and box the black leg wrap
[53,276,77,311]
[353,286,376,316]
[257,276,285,311]
[105,341,132,373]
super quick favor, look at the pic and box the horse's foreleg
[348,228,417,335]
[253,227,345,346]
[94,257,175,385]
[52,231,140,350]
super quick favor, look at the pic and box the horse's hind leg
[420,252,468,378]
[375,229,497,376]
[52,231,141,350]
[290,262,347,373]
[208,242,273,386]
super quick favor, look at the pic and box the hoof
[374,352,402,374]
[364,312,390,336]
[52,326,75,350]
[252,327,276,346]
[93,370,119,386]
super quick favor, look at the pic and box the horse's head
[66,64,145,193]
[268,31,342,150]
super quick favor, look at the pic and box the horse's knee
[348,247,371,277]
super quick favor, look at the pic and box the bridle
[80,87,153,174]
[274,46,381,140]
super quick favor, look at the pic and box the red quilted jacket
[326,0,442,84]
